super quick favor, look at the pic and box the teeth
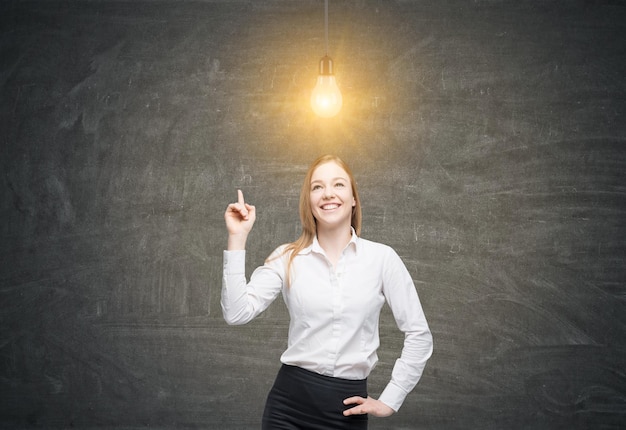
[322,204,339,210]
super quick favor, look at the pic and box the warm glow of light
[311,75,343,118]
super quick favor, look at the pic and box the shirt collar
[301,227,359,255]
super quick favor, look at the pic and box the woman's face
[309,161,356,231]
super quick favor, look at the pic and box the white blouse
[221,230,433,412]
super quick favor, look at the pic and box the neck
[316,224,352,256]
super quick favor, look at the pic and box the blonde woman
[223,155,433,429]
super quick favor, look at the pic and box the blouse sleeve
[378,247,433,412]
[221,248,285,325]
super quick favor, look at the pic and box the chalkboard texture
[1,1,625,429]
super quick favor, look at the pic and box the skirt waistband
[280,364,367,387]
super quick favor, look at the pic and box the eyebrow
[310,176,348,184]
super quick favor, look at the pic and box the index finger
[237,189,245,206]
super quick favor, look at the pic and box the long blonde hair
[276,155,362,286]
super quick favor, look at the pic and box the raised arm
[222,190,283,325]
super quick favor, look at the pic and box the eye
[335,182,345,188]
[311,184,322,191]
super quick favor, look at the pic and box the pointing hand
[224,190,256,249]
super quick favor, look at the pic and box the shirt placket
[327,255,346,376]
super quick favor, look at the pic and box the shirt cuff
[223,250,246,275]
[378,381,407,412]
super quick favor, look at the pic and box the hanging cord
[324,0,329,55]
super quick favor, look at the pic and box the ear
[352,197,356,207]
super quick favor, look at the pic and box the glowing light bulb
[310,56,342,118]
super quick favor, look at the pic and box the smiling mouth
[321,203,340,210]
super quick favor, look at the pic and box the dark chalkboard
[1,1,625,429]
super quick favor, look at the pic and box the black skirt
[262,364,369,430]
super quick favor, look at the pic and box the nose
[323,187,334,199]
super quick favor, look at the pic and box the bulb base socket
[318,56,335,75]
